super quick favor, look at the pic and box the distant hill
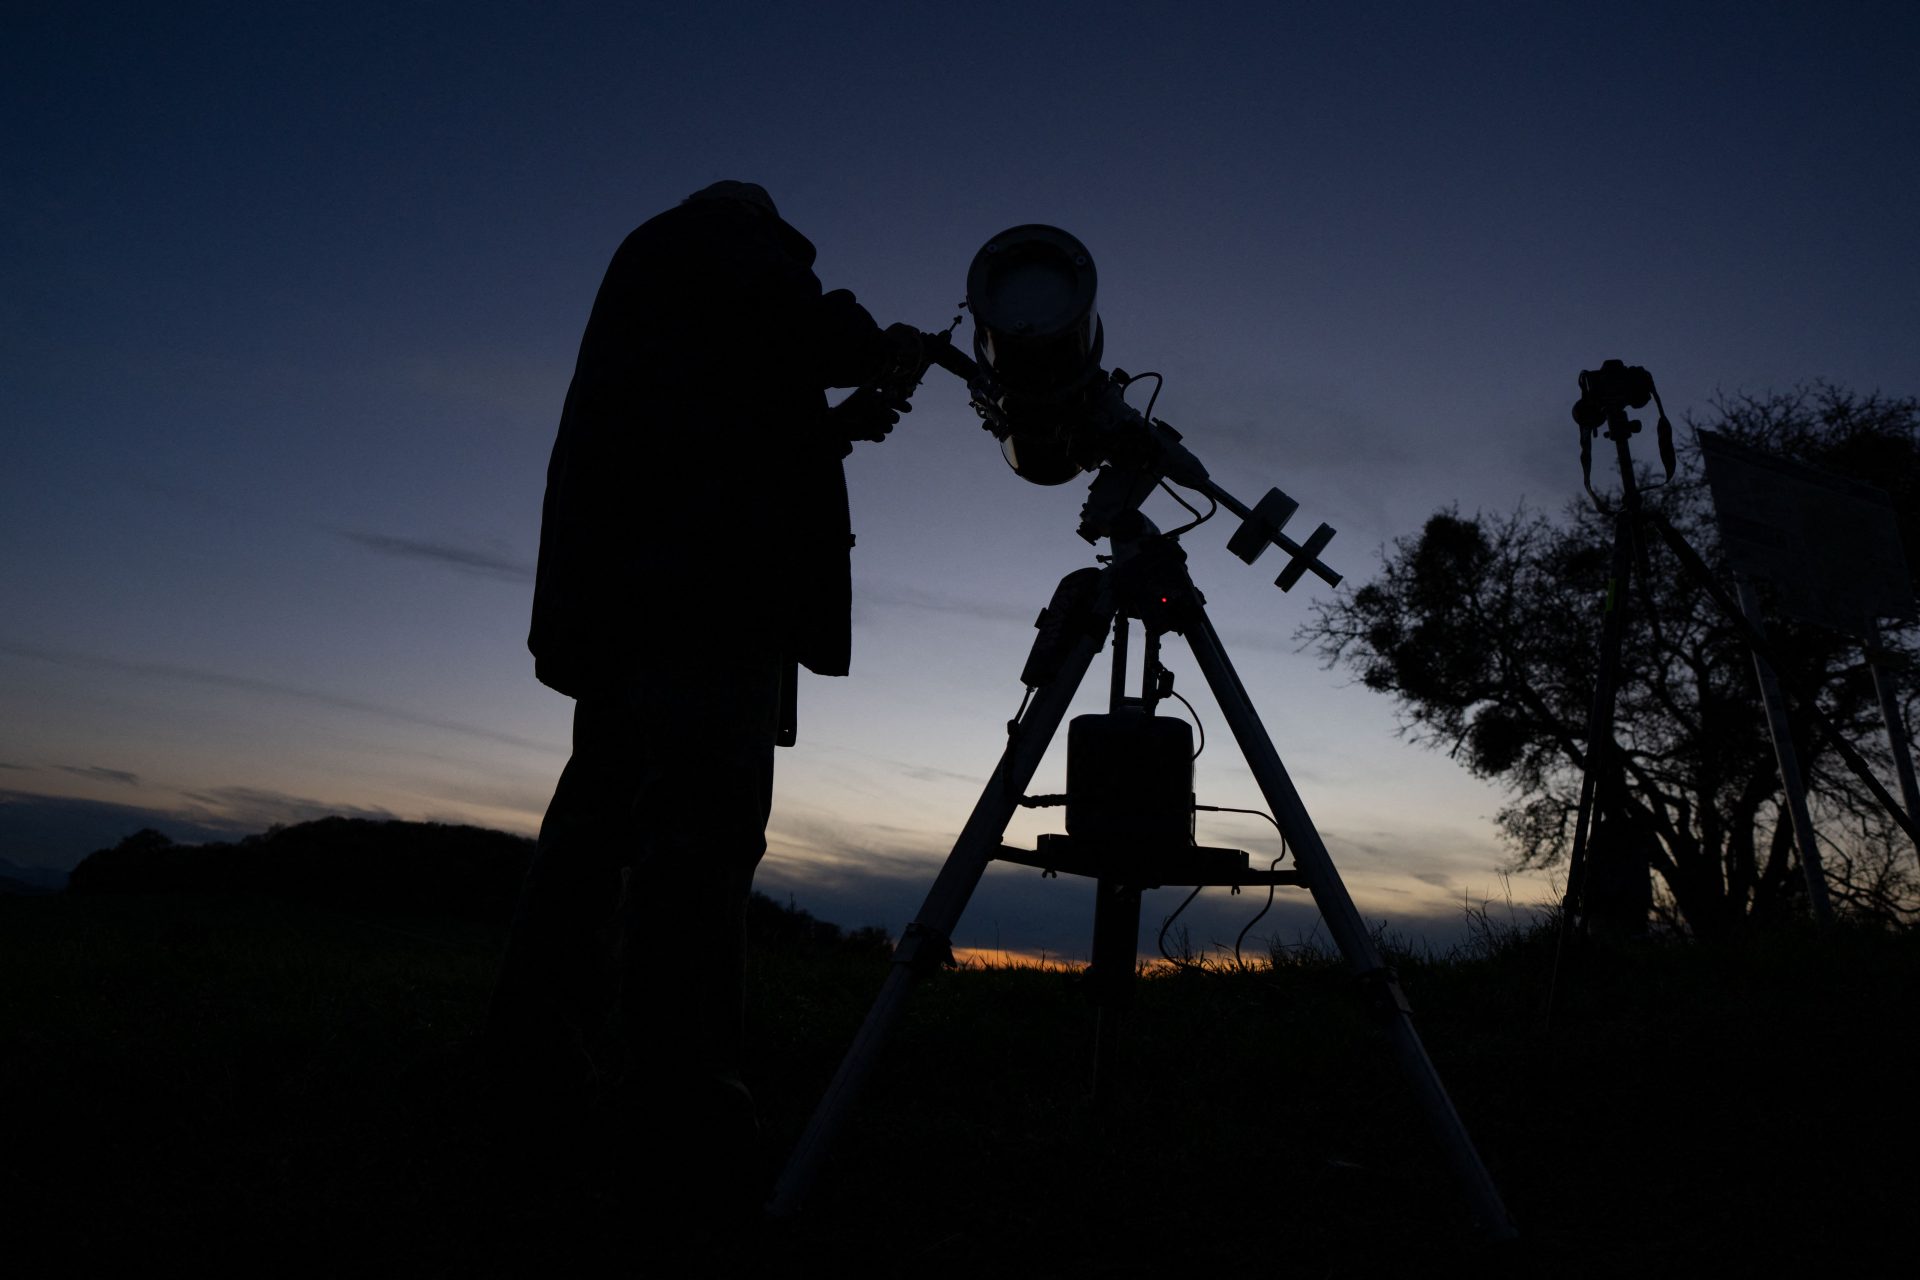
[0,787,240,876]
[0,856,66,894]
[67,817,535,924]
[64,816,890,948]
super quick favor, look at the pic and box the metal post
[1735,577,1834,922]
[1091,613,1137,1104]
[1865,619,1920,866]
[1089,878,1141,1107]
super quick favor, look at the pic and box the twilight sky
[5,1,1917,956]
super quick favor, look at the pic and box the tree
[1302,385,1920,936]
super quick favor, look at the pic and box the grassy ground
[3,889,1914,1276]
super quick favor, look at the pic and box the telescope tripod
[769,522,1517,1241]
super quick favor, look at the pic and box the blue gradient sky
[5,2,1917,954]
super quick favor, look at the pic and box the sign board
[1698,429,1915,633]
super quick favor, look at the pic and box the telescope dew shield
[966,224,1104,485]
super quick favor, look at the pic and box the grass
[4,888,1916,1276]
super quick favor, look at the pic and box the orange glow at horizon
[946,946,1270,974]
[948,945,1087,971]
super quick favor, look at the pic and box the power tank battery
[1065,711,1195,847]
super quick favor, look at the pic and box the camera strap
[1652,383,1676,481]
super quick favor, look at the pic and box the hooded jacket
[529,195,886,696]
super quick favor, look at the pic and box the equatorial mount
[911,321,1342,593]
[866,225,1340,592]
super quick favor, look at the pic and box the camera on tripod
[1569,358,1675,498]
[1572,358,1656,433]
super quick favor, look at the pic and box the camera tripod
[768,510,1517,1241]
[1552,362,1920,1001]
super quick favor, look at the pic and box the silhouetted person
[489,181,910,1190]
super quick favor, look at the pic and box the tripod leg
[1736,577,1834,922]
[1181,605,1518,1241]
[1866,620,1920,867]
[1545,504,1640,1027]
[1562,505,1638,932]
[767,605,1112,1218]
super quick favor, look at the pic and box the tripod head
[897,225,1342,594]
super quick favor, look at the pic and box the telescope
[963,223,1105,485]
[906,224,1340,592]
[779,223,1521,1240]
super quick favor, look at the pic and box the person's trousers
[489,651,781,1087]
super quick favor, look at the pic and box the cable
[1123,368,1208,533]
[1166,688,1206,759]
[1156,883,1205,968]
[1191,804,1289,967]
[1159,479,1203,521]
[1234,856,1287,969]
[1159,482,1217,537]
[1195,804,1284,839]
[1117,368,1215,536]
[1156,800,1291,969]
[1121,369,1164,420]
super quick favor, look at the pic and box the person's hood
[685,179,779,216]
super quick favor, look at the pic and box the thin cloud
[858,581,1036,626]
[766,810,951,881]
[178,785,396,829]
[0,639,561,754]
[0,762,31,771]
[341,531,536,583]
[55,765,140,787]
[0,789,244,870]
[1323,830,1430,865]
[894,760,987,786]
[807,740,989,789]
[1210,623,1294,655]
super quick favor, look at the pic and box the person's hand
[878,322,925,380]
[833,384,912,444]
